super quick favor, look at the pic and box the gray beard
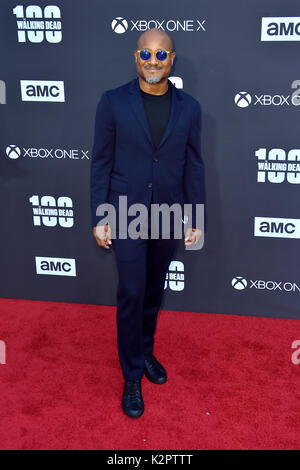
[145,75,162,84]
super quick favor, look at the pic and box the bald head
[134,28,176,89]
[137,28,174,52]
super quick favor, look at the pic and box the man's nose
[149,52,159,65]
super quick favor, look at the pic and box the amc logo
[35,256,76,276]
[20,80,65,102]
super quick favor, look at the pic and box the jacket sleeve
[90,91,115,227]
[183,101,207,232]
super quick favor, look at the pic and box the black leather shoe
[122,379,144,418]
[144,353,167,384]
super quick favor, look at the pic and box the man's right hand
[93,224,112,249]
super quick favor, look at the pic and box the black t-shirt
[140,82,172,150]
[140,82,172,205]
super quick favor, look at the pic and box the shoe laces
[145,354,157,369]
[126,380,141,399]
[145,355,164,374]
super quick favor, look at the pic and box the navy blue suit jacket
[90,77,206,232]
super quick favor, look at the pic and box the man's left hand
[184,227,202,246]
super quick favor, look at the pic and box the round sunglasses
[136,48,172,62]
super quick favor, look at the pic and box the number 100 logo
[30,195,74,228]
[13,5,62,43]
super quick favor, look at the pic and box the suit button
[148,182,152,188]
[153,157,158,162]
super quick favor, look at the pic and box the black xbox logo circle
[111,17,128,34]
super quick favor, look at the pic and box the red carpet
[0,297,299,450]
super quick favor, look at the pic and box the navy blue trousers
[110,196,179,380]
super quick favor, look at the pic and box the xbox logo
[111,17,128,34]
[232,276,247,290]
[234,92,252,108]
[6,145,21,159]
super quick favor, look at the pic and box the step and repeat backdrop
[0,0,299,319]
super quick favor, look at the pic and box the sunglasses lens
[140,49,151,60]
[156,49,167,61]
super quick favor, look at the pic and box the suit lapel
[128,77,183,151]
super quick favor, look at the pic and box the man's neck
[138,77,169,96]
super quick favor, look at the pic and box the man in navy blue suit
[90,28,206,418]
